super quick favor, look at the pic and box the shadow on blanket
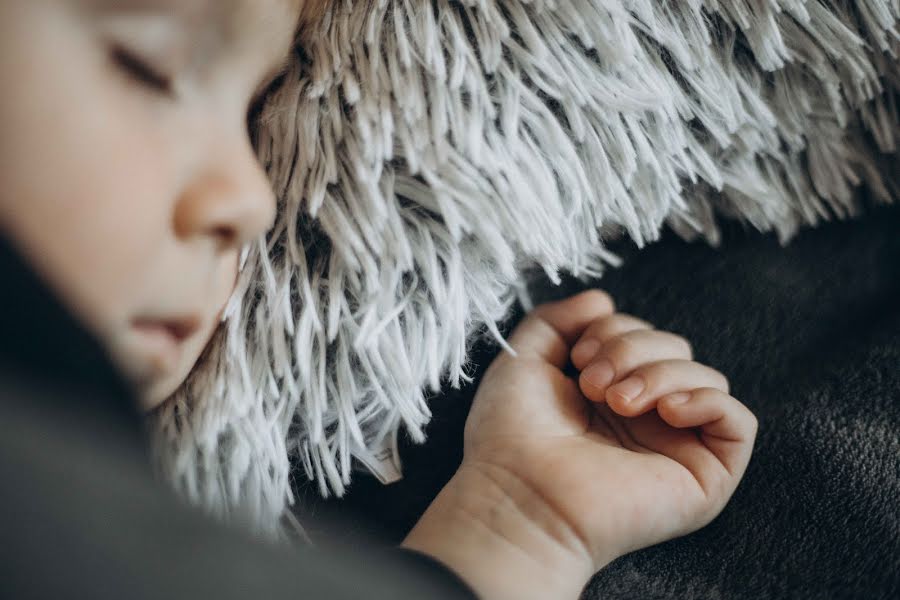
[293,196,900,600]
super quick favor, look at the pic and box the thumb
[504,289,616,369]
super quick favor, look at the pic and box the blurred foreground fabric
[294,195,900,599]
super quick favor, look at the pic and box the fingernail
[608,375,645,403]
[665,392,691,405]
[583,358,615,389]
[571,338,601,366]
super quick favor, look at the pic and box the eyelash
[111,44,173,95]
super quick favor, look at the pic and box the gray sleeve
[0,373,477,600]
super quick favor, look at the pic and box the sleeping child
[0,1,758,598]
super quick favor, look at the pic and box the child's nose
[173,138,276,251]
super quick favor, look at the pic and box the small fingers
[502,289,616,370]
[570,313,654,370]
[604,360,730,416]
[578,329,693,402]
[657,387,759,479]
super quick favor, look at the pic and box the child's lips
[129,315,200,372]
[137,315,199,340]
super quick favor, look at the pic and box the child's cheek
[0,5,178,338]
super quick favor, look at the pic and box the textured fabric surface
[293,196,900,599]
[147,0,899,535]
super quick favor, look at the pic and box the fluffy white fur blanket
[148,0,898,536]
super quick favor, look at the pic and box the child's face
[0,0,301,411]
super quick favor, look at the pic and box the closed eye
[111,44,173,95]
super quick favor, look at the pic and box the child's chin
[136,377,180,414]
[107,340,182,412]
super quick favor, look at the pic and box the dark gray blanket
[293,194,900,599]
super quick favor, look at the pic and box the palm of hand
[465,355,720,567]
[404,291,755,598]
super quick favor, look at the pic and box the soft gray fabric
[294,197,900,599]
[148,0,899,536]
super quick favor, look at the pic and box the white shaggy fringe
[148,0,898,538]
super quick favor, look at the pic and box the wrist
[401,461,601,600]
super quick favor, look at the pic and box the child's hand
[403,290,757,599]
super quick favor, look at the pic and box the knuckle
[534,289,616,323]
[746,409,760,434]
[672,334,693,359]
[590,313,653,340]
[706,367,730,393]
[600,334,637,364]
[587,315,618,339]
[703,388,758,433]
[635,360,674,387]
[584,288,616,313]
[615,313,655,331]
